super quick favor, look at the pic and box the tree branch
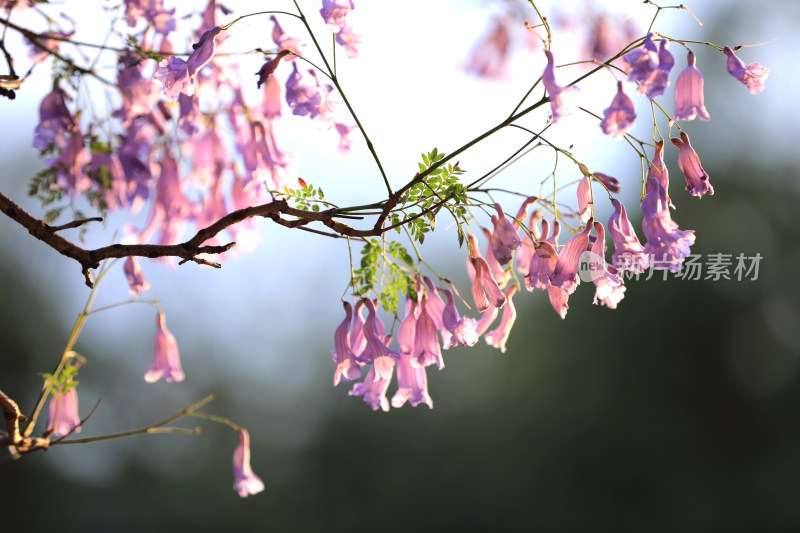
[0,191,414,286]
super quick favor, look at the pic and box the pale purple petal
[542,50,580,123]
[723,46,769,94]
[608,199,649,274]
[641,178,696,272]
[671,131,713,198]
[333,301,362,386]
[590,222,626,309]
[47,384,81,437]
[440,288,479,347]
[391,354,433,409]
[646,140,672,208]
[484,285,517,353]
[490,203,521,265]
[577,175,593,224]
[232,428,265,497]
[349,366,391,412]
[674,51,710,121]
[123,256,151,296]
[600,81,636,139]
[145,311,184,383]
[319,0,354,32]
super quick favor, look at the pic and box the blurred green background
[2,0,799,531]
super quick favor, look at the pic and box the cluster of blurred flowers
[28,0,359,274]
[19,0,363,498]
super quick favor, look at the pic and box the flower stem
[291,0,393,196]
[53,394,215,445]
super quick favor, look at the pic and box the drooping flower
[49,128,92,196]
[465,17,512,80]
[593,172,620,193]
[670,131,713,198]
[333,301,362,386]
[590,221,626,309]
[484,285,517,353]
[641,178,696,272]
[145,311,185,383]
[525,219,560,292]
[722,46,769,94]
[391,353,433,409]
[123,256,151,296]
[270,16,303,57]
[238,119,295,192]
[674,51,710,121]
[624,33,658,83]
[33,88,74,151]
[470,257,507,312]
[335,24,361,59]
[319,0,355,32]
[475,306,500,337]
[646,140,672,207]
[359,299,400,379]
[608,199,649,274]
[115,54,162,128]
[178,93,204,136]
[232,428,265,498]
[440,288,478,347]
[46,382,81,437]
[542,50,580,123]
[515,207,542,276]
[577,174,593,224]
[255,51,290,89]
[396,286,446,369]
[411,292,445,369]
[154,26,223,98]
[600,81,636,139]
[470,231,509,289]
[624,33,674,99]
[285,64,326,118]
[489,203,521,265]
[648,39,675,99]
[349,366,391,412]
[548,222,592,319]
[124,0,176,35]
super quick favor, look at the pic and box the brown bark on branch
[0,190,444,287]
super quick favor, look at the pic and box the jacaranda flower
[646,140,672,208]
[391,353,433,409]
[319,0,354,32]
[232,428,265,498]
[542,50,580,123]
[155,26,222,98]
[123,256,151,296]
[670,131,713,198]
[590,221,626,309]
[722,46,769,94]
[484,285,517,353]
[548,222,592,319]
[624,33,674,99]
[490,203,521,265]
[47,382,81,437]
[577,174,593,224]
[641,178,696,272]
[608,199,649,274]
[600,81,636,139]
[674,51,710,121]
[332,301,362,386]
[145,310,184,383]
